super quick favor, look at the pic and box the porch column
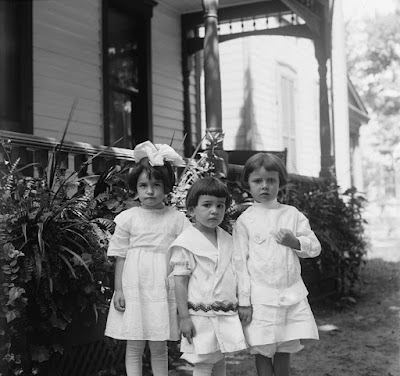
[315,35,335,178]
[202,0,223,141]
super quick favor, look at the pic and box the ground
[169,201,400,376]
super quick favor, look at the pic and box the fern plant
[0,142,114,375]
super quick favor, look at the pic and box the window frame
[0,0,33,134]
[102,0,155,148]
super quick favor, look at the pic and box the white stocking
[148,340,168,376]
[125,340,146,376]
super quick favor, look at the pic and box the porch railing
[0,130,136,178]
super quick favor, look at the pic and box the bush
[281,176,368,295]
[0,149,114,375]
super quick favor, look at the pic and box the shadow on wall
[235,66,261,149]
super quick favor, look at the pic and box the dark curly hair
[128,157,175,194]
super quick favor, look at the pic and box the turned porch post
[202,0,223,142]
[314,6,335,179]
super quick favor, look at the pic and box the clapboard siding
[33,0,103,145]
[34,115,103,145]
[151,5,184,147]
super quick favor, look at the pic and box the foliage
[345,6,400,197]
[169,151,215,214]
[282,177,367,295]
[0,141,114,375]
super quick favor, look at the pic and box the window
[103,0,154,148]
[0,1,32,133]
[279,69,297,173]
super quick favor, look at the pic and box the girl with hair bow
[105,141,191,376]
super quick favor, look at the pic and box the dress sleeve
[170,246,196,276]
[232,218,251,306]
[107,212,131,258]
[295,211,321,258]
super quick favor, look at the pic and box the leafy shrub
[281,176,368,295]
[0,146,114,375]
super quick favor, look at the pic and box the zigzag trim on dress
[188,301,238,312]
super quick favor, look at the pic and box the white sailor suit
[170,225,247,364]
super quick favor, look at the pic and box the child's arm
[277,212,321,258]
[174,275,196,344]
[232,219,252,311]
[113,257,126,311]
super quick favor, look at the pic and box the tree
[345,6,400,198]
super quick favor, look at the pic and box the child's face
[248,167,280,204]
[136,171,165,209]
[191,195,226,232]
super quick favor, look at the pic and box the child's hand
[180,317,196,344]
[113,290,126,312]
[238,306,253,324]
[276,228,300,250]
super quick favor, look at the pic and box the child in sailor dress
[169,177,251,376]
[170,225,248,365]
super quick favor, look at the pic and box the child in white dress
[233,153,321,376]
[170,177,251,376]
[105,141,190,376]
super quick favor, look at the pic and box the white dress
[233,199,321,349]
[104,205,190,341]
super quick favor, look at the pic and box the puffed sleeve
[295,211,321,258]
[107,212,131,258]
[170,246,196,276]
[232,218,251,306]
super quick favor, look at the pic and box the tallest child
[105,141,191,376]
[233,153,321,376]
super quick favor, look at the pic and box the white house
[0,0,368,189]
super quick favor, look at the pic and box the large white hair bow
[132,140,186,167]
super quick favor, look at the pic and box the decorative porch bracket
[280,0,321,36]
